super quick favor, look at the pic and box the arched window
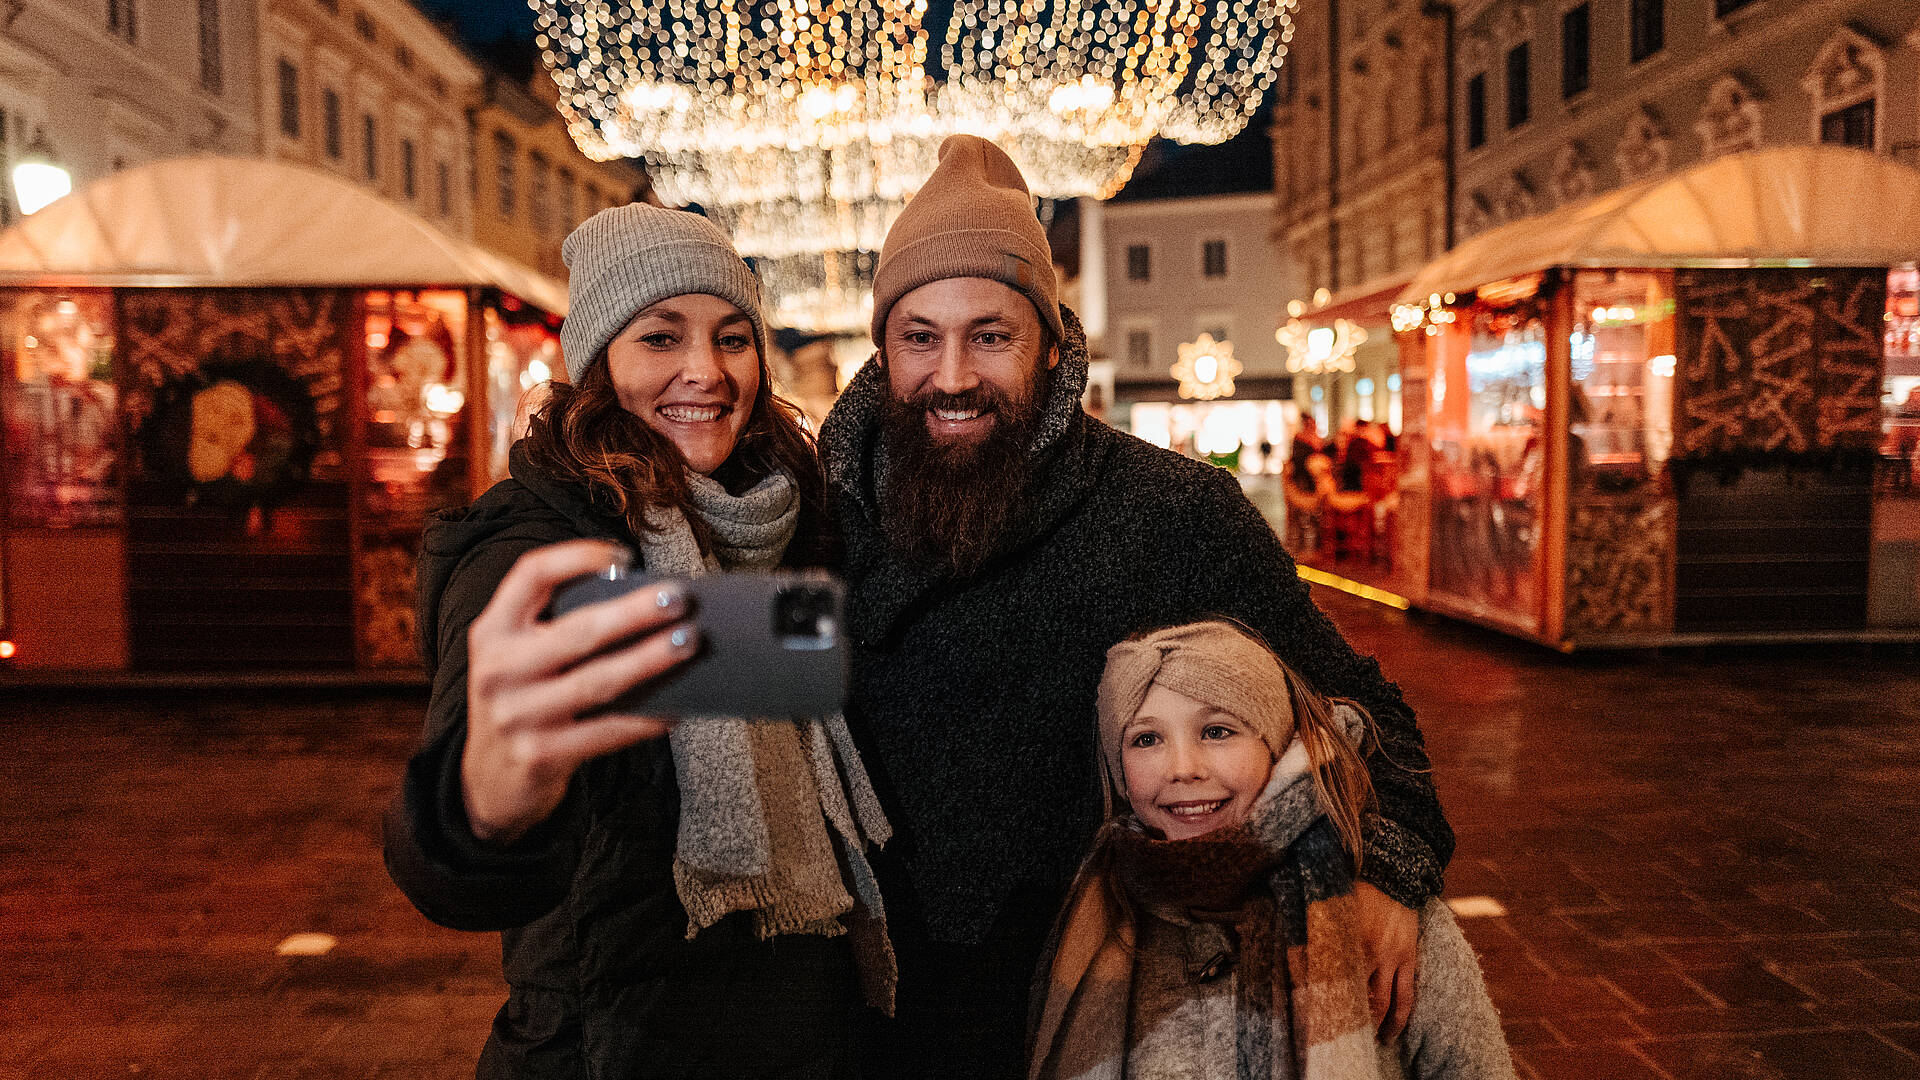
[1802,27,1883,151]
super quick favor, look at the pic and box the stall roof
[0,155,567,314]
[1400,145,1920,304]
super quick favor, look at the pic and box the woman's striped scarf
[1028,731,1378,1080]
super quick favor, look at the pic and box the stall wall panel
[1668,269,1884,633]
[1673,468,1872,632]
[118,289,354,670]
[3,529,128,669]
[1566,500,1676,636]
[1673,269,1885,458]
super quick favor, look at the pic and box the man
[819,135,1453,1078]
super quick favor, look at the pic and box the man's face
[882,277,1058,449]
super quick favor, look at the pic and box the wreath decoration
[140,358,323,511]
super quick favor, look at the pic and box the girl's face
[1120,683,1275,841]
[606,294,761,475]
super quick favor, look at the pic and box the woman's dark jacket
[382,443,857,1080]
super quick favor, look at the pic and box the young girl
[1029,620,1513,1080]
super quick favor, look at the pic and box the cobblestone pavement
[3,588,1918,1079]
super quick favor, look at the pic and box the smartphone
[548,567,848,719]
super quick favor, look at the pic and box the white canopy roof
[0,156,567,314]
[1400,145,1920,303]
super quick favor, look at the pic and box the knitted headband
[559,203,769,384]
[1095,621,1296,812]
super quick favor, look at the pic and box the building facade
[259,0,479,236]
[0,0,263,224]
[1271,0,1452,304]
[470,71,648,280]
[1451,0,1919,239]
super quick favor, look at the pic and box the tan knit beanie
[560,203,768,383]
[1095,621,1296,811]
[870,134,1064,346]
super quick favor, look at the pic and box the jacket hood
[819,304,1092,520]
[414,442,625,671]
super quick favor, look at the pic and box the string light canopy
[532,0,1297,331]
[534,0,1293,201]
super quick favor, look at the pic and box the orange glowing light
[0,640,15,659]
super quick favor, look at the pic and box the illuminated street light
[11,131,70,216]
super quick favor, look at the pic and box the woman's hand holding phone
[460,539,698,845]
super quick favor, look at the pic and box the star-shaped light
[1172,334,1242,401]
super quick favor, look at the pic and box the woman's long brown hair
[521,347,824,557]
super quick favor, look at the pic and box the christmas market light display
[532,0,1296,330]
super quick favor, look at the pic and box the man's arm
[1177,466,1454,906]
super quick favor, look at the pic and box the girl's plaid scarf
[1028,740,1377,1080]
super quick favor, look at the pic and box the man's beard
[879,372,1048,578]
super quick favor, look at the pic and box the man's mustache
[904,387,1013,413]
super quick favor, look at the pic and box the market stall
[0,157,567,673]
[1391,145,1920,647]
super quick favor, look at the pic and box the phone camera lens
[773,585,837,647]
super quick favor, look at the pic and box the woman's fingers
[477,539,629,632]
[546,714,677,764]
[473,542,689,684]
[511,621,701,728]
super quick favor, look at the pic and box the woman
[383,204,892,1080]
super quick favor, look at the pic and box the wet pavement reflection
[1,586,1917,1078]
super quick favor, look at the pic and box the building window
[401,138,416,199]
[396,45,414,71]
[1561,4,1590,100]
[1713,0,1755,16]
[354,11,376,42]
[1630,0,1664,64]
[557,167,577,236]
[1125,243,1151,282]
[321,90,341,159]
[276,60,300,140]
[1466,73,1487,149]
[362,113,378,182]
[437,160,451,217]
[1820,99,1875,149]
[1202,239,1228,278]
[197,0,223,94]
[494,131,516,216]
[317,0,337,12]
[108,0,138,42]
[1126,328,1154,368]
[529,151,551,238]
[429,75,447,98]
[1506,43,1531,129]
[583,183,601,217]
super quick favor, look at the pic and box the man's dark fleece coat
[820,308,1453,1079]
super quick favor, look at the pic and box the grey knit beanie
[559,203,768,383]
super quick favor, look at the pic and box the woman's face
[606,294,761,475]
